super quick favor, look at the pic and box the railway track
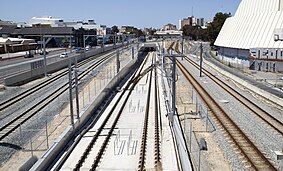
[183,56,283,137]
[154,60,161,168]
[55,52,163,170]
[174,42,283,136]
[72,52,151,170]
[171,42,278,170]
[0,48,122,112]
[0,47,127,142]
[138,57,155,171]
[177,60,277,170]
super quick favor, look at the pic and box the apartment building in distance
[119,26,139,34]
[164,23,177,31]
[179,16,206,29]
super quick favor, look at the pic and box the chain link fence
[183,88,216,171]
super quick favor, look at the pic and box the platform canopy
[155,30,183,37]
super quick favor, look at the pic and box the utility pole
[68,59,74,128]
[181,36,184,55]
[116,50,120,73]
[163,54,185,118]
[114,34,117,48]
[172,55,176,117]
[199,43,203,77]
[102,35,105,52]
[132,46,134,59]
[69,35,72,53]
[83,35,86,58]
[74,57,80,120]
[43,37,47,77]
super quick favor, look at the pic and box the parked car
[24,52,34,58]
[85,45,91,51]
[59,52,68,58]
[75,47,83,53]
[39,50,49,55]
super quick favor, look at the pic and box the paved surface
[206,52,283,99]
[0,46,138,170]
[0,48,66,68]
[59,52,178,170]
[0,48,65,61]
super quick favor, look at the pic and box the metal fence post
[206,108,208,132]
[196,96,198,114]
[88,84,90,102]
[117,50,120,73]
[82,89,85,108]
[132,46,134,59]
[46,120,49,149]
[199,148,201,171]
[184,107,186,134]
[30,138,33,156]
[190,120,192,152]
[19,124,23,146]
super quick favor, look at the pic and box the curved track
[73,52,151,170]
[54,52,164,171]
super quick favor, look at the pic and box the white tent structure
[214,0,283,72]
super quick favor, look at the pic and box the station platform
[58,53,179,170]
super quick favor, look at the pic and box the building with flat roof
[214,0,283,72]
[30,16,63,28]
[0,19,15,25]
[0,37,37,54]
[164,24,177,31]
[120,26,138,34]
[29,16,110,36]
[0,25,17,37]
[179,16,206,30]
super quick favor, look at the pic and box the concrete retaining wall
[204,59,283,107]
[4,45,122,86]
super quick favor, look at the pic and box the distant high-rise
[179,16,206,29]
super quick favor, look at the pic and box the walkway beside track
[58,52,179,170]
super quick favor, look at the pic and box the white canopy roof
[214,0,283,49]
[0,38,12,44]
[0,37,35,45]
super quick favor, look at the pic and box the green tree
[111,25,119,34]
[148,28,157,36]
[182,25,207,41]
[131,29,144,37]
[207,12,231,46]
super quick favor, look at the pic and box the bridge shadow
[0,142,22,150]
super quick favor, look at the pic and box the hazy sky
[0,0,241,28]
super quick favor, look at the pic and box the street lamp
[199,43,203,77]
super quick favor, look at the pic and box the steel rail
[177,59,277,171]
[0,52,117,142]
